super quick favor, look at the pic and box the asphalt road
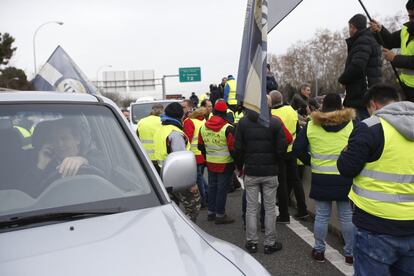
[195,188,350,276]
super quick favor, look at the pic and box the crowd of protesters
[136,5,414,275]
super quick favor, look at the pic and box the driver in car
[20,117,109,197]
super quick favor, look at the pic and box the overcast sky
[1,0,406,98]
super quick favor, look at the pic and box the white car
[0,92,269,276]
[129,99,179,130]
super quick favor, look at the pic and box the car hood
[0,204,268,276]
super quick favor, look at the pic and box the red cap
[214,100,228,112]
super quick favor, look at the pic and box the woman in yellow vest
[183,107,208,208]
[293,93,356,265]
[338,84,414,275]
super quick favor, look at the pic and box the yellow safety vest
[307,119,353,175]
[400,25,414,88]
[349,117,414,220]
[200,124,233,164]
[188,118,205,156]
[226,79,237,105]
[234,111,244,124]
[14,126,32,138]
[154,124,190,163]
[271,106,298,152]
[137,115,161,160]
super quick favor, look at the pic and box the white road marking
[286,217,354,276]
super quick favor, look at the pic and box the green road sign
[179,67,201,82]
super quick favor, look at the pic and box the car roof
[132,99,179,105]
[0,92,99,103]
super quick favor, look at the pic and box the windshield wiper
[0,208,124,229]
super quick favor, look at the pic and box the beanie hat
[349,14,367,30]
[227,75,234,80]
[214,100,228,112]
[164,102,184,119]
[322,93,343,112]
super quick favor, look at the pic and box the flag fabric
[32,46,97,94]
[236,0,302,126]
[267,0,303,33]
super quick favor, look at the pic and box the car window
[0,104,159,222]
[131,101,176,124]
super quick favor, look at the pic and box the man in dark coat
[338,14,382,120]
[233,97,287,255]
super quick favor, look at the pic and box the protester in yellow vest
[183,107,208,208]
[338,83,414,275]
[269,90,308,224]
[370,0,414,102]
[153,102,200,222]
[136,103,163,170]
[294,93,356,265]
[224,75,237,112]
[233,103,245,126]
[198,100,235,224]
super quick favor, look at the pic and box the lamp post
[96,65,112,92]
[33,21,64,75]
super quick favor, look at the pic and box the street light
[96,65,112,91]
[33,21,64,75]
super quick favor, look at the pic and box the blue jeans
[207,166,233,216]
[196,164,208,204]
[314,200,353,256]
[354,227,414,276]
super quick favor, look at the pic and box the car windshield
[131,101,176,124]
[0,103,159,226]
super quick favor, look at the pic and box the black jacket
[266,73,278,93]
[233,110,287,176]
[293,108,356,201]
[339,28,382,108]
[291,93,319,116]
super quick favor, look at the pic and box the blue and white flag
[32,46,97,94]
[236,0,302,126]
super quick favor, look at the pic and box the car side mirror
[162,151,196,191]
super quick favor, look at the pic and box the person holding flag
[370,0,414,102]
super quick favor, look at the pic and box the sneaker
[276,216,290,224]
[245,241,258,254]
[294,212,309,220]
[311,249,325,263]
[345,256,353,266]
[264,242,283,254]
[207,214,216,221]
[215,214,235,225]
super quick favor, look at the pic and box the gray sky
[1,0,406,98]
